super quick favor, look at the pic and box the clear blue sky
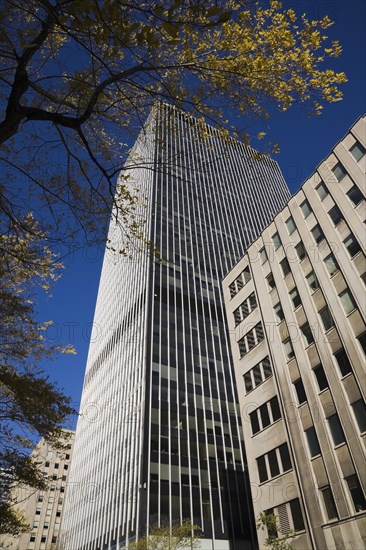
[37,0,366,429]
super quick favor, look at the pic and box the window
[350,141,366,161]
[319,306,334,331]
[54,463,59,469]
[321,486,338,520]
[267,449,280,477]
[274,303,284,323]
[312,224,325,244]
[260,247,268,265]
[64,464,69,470]
[313,364,328,391]
[283,338,295,360]
[249,396,281,435]
[45,462,50,468]
[301,322,314,347]
[306,271,319,292]
[316,182,329,200]
[52,538,58,544]
[351,399,366,433]
[234,292,257,326]
[357,332,366,355]
[339,289,357,314]
[44,522,49,529]
[30,536,36,543]
[345,474,366,512]
[347,185,363,206]
[305,426,321,457]
[265,499,304,534]
[300,199,312,218]
[272,232,282,250]
[267,272,276,290]
[328,205,343,226]
[324,253,339,276]
[56,510,61,517]
[290,288,301,308]
[35,508,41,515]
[332,162,346,182]
[286,216,296,235]
[344,234,362,257]
[295,241,307,261]
[257,455,267,482]
[334,348,352,376]
[279,443,292,472]
[244,357,272,393]
[33,521,39,528]
[280,257,291,277]
[327,413,346,446]
[238,322,265,358]
[38,495,44,502]
[229,266,251,298]
[41,537,46,543]
[294,378,307,404]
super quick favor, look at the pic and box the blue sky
[37,0,366,429]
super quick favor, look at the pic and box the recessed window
[357,332,366,355]
[347,185,363,206]
[290,287,301,308]
[321,486,338,520]
[244,372,253,393]
[257,455,268,482]
[279,443,292,472]
[328,205,344,226]
[301,322,314,347]
[295,241,307,261]
[41,537,46,543]
[52,538,58,544]
[316,182,329,200]
[306,271,319,292]
[294,378,307,404]
[30,536,36,543]
[33,521,39,528]
[274,303,284,323]
[319,306,334,331]
[267,272,276,290]
[280,257,291,277]
[313,364,328,391]
[327,413,346,446]
[305,426,321,457]
[300,199,312,218]
[350,141,366,161]
[45,462,50,468]
[312,224,325,244]
[38,495,44,502]
[283,338,295,360]
[332,162,346,182]
[351,399,366,433]
[334,348,352,376]
[260,247,268,265]
[344,234,362,257]
[345,474,366,512]
[324,253,339,276]
[250,396,282,435]
[286,216,296,234]
[267,449,280,477]
[339,289,357,314]
[272,232,282,250]
[289,498,305,532]
[35,508,41,515]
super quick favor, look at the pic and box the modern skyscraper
[223,115,366,549]
[63,103,291,550]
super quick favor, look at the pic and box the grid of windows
[238,322,265,358]
[233,292,257,326]
[229,266,251,298]
[250,396,281,435]
[243,356,272,393]
[256,443,292,482]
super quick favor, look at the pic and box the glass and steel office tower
[63,103,291,550]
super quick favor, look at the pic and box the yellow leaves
[257,131,266,139]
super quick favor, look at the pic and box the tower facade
[63,104,291,550]
[223,115,366,549]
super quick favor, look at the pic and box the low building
[223,115,366,549]
[0,430,75,549]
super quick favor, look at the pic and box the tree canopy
[0,0,346,255]
[129,521,201,550]
[0,213,76,535]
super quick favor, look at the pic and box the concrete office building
[62,103,291,549]
[223,115,366,549]
[0,430,75,549]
